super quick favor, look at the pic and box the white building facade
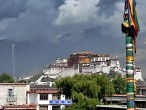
[0,83,29,106]
[134,68,144,81]
[27,84,72,110]
[42,53,143,81]
[0,83,36,110]
[0,83,72,110]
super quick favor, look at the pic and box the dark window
[39,106,48,110]
[52,106,60,110]
[8,89,13,96]
[40,94,48,100]
[52,95,60,100]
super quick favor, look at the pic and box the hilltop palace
[41,51,143,81]
[0,52,144,110]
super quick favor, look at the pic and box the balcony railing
[6,95,17,103]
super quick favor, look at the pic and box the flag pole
[126,34,135,110]
[121,0,140,109]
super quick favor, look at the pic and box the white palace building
[42,52,143,81]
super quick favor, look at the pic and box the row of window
[39,105,60,110]
[40,94,60,100]
[7,89,61,101]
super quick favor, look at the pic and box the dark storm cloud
[0,0,145,77]
[0,0,28,19]
[97,0,123,17]
[53,0,65,9]
[0,0,124,43]
[0,0,59,43]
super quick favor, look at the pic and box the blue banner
[49,100,72,105]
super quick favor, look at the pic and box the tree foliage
[96,74,115,99]
[56,77,75,98]
[55,73,115,110]
[0,73,13,83]
[112,75,126,94]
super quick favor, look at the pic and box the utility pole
[121,0,140,109]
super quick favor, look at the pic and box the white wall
[28,93,67,110]
[0,84,28,106]
[134,71,143,81]
[101,66,110,74]
[28,93,37,104]
[14,85,27,104]
[61,94,65,100]
[28,93,54,105]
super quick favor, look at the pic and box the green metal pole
[121,0,140,109]
[126,34,135,110]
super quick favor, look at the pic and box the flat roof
[104,94,146,102]
[96,105,126,109]
[0,83,27,85]
[96,105,144,110]
[27,90,58,94]
[3,104,36,109]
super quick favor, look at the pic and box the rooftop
[27,89,59,94]
[96,105,144,110]
[0,83,27,85]
[3,104,36,109]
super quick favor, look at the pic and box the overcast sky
[0,0,145,78]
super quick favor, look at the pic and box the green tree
[96,73,115,99]
[0,73,13,83]
[112,75,126,94]
[55,77,75,98]
[17,80,27,83]
[55,73,115,110]
[85,98,98,110]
